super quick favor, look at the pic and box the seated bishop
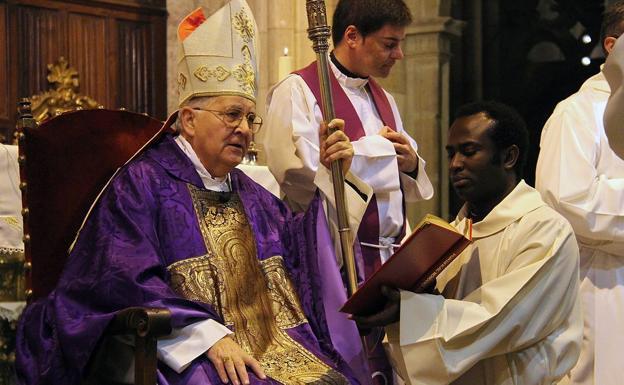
[15,1,371,384]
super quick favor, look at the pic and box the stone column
[388,0,462,223]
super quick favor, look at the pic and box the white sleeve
[263,75,430,208]
[387,91,433,202]
[398,152,434,202]
[314,165,373,254]
[536,102,624,244]
[263,75,322,210]
[157,319,233,373]
[385,216,581,385]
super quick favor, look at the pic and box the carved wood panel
[0,0,167,141]
[117,19,152,113]
[0,4,7,131]
[15,5,67,98]
[67,12,110,106]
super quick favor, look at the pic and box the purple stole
[295,62,406,280]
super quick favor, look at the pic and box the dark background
[449,0,607,214]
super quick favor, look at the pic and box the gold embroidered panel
[232,9,254,43]
[167,186,349,385]
[0,249,24,301]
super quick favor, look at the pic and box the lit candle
[278,47,294,81]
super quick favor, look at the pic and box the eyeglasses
[192,107,263,134]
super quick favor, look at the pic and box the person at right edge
[262,2,433,384]
[535,2,624,385]
[356,101,582,385]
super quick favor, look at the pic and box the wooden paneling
[0,4,8,125]
[117,19,151,114]
[0,0,167,140]
[90,0,165,10]
[67,12,110,106]
[16,5,66,98]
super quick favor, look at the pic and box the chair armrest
[108,307,172,338]
[106,307,172,385]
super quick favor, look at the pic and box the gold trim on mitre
[177,0,259,106]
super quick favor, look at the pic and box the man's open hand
[206,336,266,385]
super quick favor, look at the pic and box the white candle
[278,47,294,81]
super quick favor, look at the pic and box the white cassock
[263,59,433,263]
[536,68,624,385]
[385,181,582,385]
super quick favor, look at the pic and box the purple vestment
[15,133,362,385]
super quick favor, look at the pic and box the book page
[413,213,459,233]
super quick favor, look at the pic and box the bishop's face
[181,95,254,177]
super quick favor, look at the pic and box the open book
[340,214,472,316]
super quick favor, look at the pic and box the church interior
[0,0,616,383]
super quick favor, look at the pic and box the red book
[340,214,472,316]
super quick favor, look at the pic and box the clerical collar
[174,135,230,192]
[329,54,369,90]
[330,51,368,80]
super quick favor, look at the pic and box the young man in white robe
[262,1,433,383]
[263,0,433,263]
[356,101,582,385]
[535,3,624,384]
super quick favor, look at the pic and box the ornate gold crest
[28,57,102,123]
[193,65,232,83]
[177,73,187,90]
[233,46,256,94]
[232,9,254,43]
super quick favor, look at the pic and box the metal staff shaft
[305,0,358,298]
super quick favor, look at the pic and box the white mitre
[176,0,259,107]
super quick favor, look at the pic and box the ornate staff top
[306,0,331,54]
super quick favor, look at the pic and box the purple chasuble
[296,61,406,385]
[15,133,361,385]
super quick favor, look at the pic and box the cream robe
[263,60,433,262]
[536,71,624,385]
[385,181,582,385]
[0,144,23,255]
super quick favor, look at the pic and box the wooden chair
[16,99,172,385]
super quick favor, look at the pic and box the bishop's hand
[206,335,266,385]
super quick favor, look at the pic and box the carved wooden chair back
[16,100,171,385]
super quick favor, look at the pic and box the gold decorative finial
[28,57,101,123]
[306,0,331,54]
